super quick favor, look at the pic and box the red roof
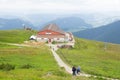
[37,34,65,38]
[40,24,65,34]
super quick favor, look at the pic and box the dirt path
[2,42,118,80]
[51,47,72,74]
[49,44,118,80]
[49,44,91,77]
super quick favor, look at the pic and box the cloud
[0,0,120,14]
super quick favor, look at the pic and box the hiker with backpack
[76,66,81,75]
[72,66,76,76]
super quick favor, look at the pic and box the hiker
[76,66,81,75]
[72,66,76,76]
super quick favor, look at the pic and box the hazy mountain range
[0,18,34,30]
[73,20,120,44]
[1,13,120,28]
[0,17,93,32]
[0,15,120,44]
[21,14,120,28]
[0,13,120,29]
[79,14,120,27]
[39,17,93,32]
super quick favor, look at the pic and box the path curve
[3,42,118,80]
[51,47,72,74]
[50,44,91,77]
[49,44,118,80]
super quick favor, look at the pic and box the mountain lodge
[35,24,74,43]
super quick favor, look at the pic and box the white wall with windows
[36,38,48,42]
[53,38,64,42]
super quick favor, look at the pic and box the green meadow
[0,43,100,80]
[0,44,68,80]
[0,30,37,43]
[57,38,120,79]
[0,30,120,80]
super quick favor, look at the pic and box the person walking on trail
[76,66,81,75]
[72,66,76,76]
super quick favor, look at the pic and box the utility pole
[104,42,107,50]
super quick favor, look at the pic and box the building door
[49,39,51,43]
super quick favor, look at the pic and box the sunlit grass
[0,43,100,80]
[0,44,67,80]
[0,30,37,43]
[57,38,120,79]
[0,29,114,80]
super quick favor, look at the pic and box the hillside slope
[0,44,71,80]
[73,21,120,44]
[0,39,98,80]
[0,30,37,43]
[57,38,120,79]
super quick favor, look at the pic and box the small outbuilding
[30,35,36,40]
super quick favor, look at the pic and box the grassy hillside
[0,30,37,43]
[0,43,100,80]
[0,44,68,80]
[1,30,119,79]
[57,38,120,79]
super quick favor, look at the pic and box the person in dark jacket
[72,66,76,76]
[76,66,81,75]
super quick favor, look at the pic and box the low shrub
[0,63,15,71]
[20,64,33,69]
[60,67,65,70]
[52,41,56,44]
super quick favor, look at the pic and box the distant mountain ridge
[39,17,93,32]
[73,20,120,44]
[76,14,120,27]
[0,18,34,30]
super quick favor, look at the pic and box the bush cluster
[20,64,32,69]
[0,63,15,71]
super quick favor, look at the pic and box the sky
[0,0,120,15]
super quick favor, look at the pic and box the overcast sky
[0,0,120,15]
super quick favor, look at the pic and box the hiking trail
[49,44,118,80]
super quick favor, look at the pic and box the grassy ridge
[57,38,120,79]
[0,30,37,43]
[0,44,69,80]
[0,43,100,80]
[1,30,119,79]
[0,43,18,48]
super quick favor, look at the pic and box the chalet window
[54,38,57,40]
[42,38,46,40]
[44,38,48,40]
[46,32,51,34]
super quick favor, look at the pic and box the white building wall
[36,36,69,42]
[53,38,65,42]
[59,38,65,41]
[36,38,41,42]
[53,38,58,41]
[32,33,73,43]
[36,38,48,42]
[65,33,72,41]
